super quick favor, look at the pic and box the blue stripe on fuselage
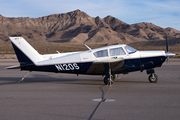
[20,56,166,75]
[112,56,166,74]
[21,62,93,74]
[140,56,166,69]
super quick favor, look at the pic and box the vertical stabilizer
[9,37,43,65]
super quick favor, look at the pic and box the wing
[94,57,124,63]
[86,57,125,75]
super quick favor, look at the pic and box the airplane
[7,37,175,85]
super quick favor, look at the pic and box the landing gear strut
[103,63,116,85]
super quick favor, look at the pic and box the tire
[104,77,109,85]
[112,74,116,81]
[148,74,158,83]
[104,77,114,85]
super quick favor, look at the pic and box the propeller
[165,32,175,65]
[166,34,170,65]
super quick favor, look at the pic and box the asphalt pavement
[0,59,180,120]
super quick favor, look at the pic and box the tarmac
[0,59,180,120]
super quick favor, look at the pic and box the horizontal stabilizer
[6,65,20,69]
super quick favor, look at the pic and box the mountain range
[0,9,180,45]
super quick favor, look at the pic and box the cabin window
[125,46,137,54]
[94,49,108,58]
[110,47,126,56]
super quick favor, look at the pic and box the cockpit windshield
[125,46,137,54]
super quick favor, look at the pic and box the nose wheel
[148,74,158,83]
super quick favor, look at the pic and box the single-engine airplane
[7,37,175,85]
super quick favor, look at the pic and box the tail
[9,37,43,66]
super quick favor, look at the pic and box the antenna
[84,44,92,51]
[56,51,60,54]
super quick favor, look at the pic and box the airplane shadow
[0,76,149,87]
[0,75,103,87]
[116,80,149,84]
[0,71,149,87]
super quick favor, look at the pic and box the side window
[110,47,126,56]
[94,49,108,58]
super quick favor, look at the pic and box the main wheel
[148,74,158,83]
[104,77,109,85]
[112,74,116,81]
[104,76,114,85]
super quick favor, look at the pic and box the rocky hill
[0,9,180,45]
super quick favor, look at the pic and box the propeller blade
[165,32,174,66]
[166,57,170,66]
[166,35,169,52]
[165,52,175,66]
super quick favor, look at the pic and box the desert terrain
[0,9,180,58]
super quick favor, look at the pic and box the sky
[0,0,180,30]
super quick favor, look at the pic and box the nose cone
[165,52,175,57]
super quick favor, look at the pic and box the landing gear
[148,74,158,83]
[146,69,158,83]
[103,63,116,85]
[104,74,116,85]
[104,77,112,85]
